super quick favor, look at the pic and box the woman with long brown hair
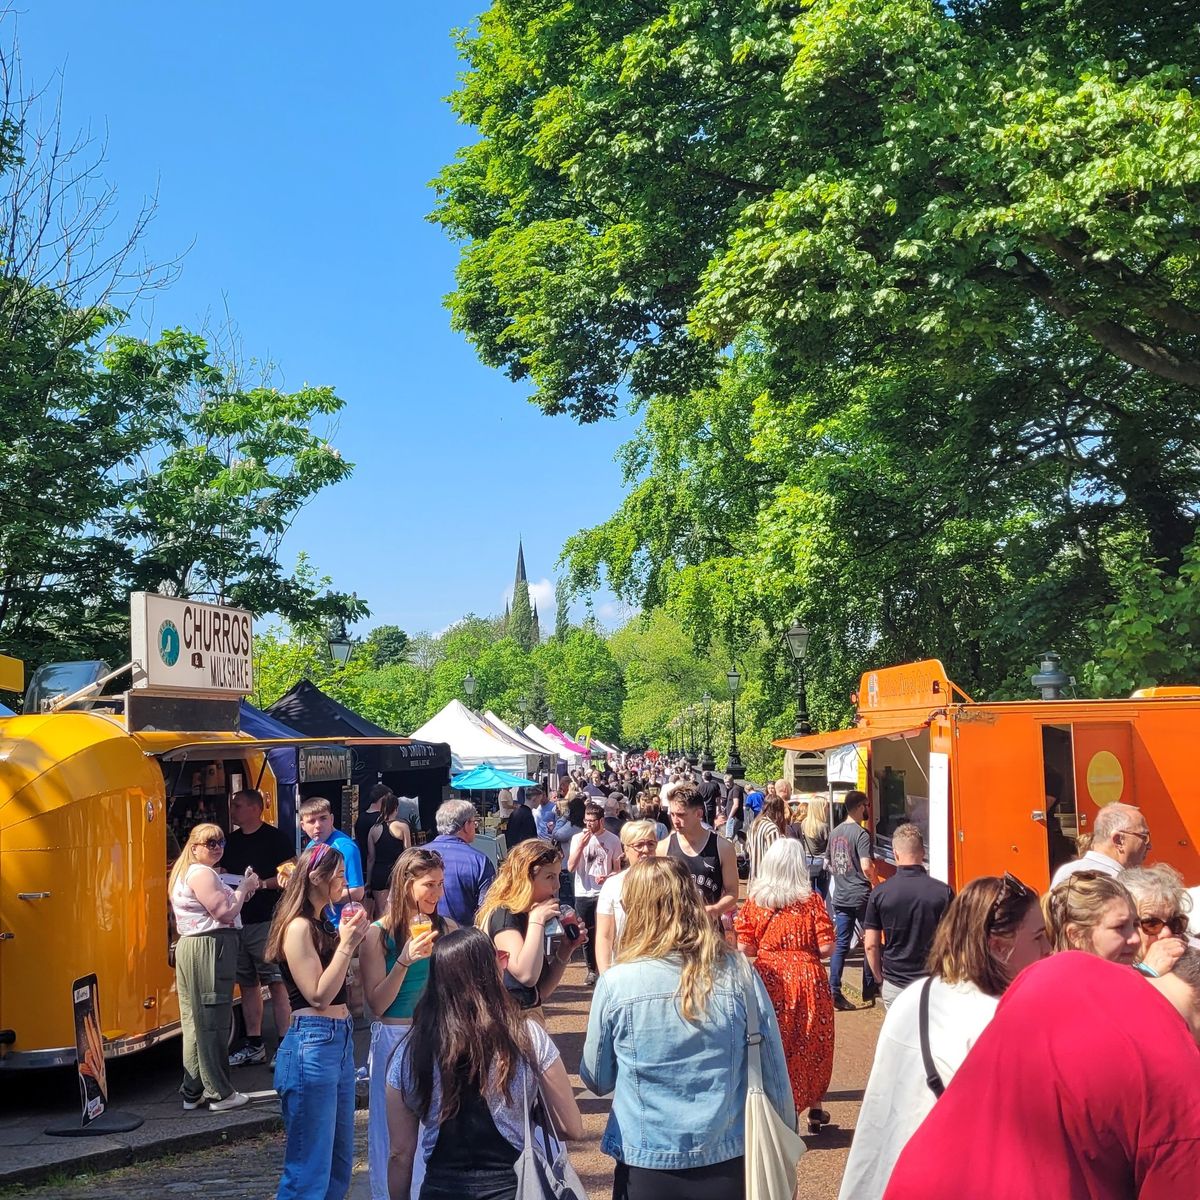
[581,857,793,1200]
[385,926,583,1200]
[365,791,412,904]
[360,848,453,1200]
[747,793,794,878]
[838,874,1049,1200]
[169,821,260,1112]
[477,838,586,1015]
[267,841,370,1200]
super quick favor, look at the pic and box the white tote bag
[743,963,807,1200]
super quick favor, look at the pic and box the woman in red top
[735,836,835,1135]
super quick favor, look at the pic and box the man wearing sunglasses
[1050,802,1151,888]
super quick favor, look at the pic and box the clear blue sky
[19,4,636,636]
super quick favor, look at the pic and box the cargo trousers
[176,927,238,1103]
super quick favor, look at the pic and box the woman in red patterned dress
[735,836,836,1136]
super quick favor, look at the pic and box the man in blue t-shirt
[299,797,364,923]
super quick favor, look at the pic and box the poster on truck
[72,974,108,1125]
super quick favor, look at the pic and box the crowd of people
[165,769,1200,1200]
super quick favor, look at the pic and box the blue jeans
[830,903,876,997]
[275,1015,356,1200]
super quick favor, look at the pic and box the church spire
[515,538,528,586]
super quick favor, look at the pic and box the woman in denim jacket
[581,857,795,1200]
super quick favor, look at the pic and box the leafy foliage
[438,0,1200,701]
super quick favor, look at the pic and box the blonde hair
[168,822,225,899]
[801,798,828,841]
[475,838,561,931]
[616,857,729,1022]
[1043,871,1136,952]
[620,819,657,848]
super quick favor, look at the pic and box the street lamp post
[517,694,529,721]
[726,667,745,779]
[784,621,812,736]
[701,692,714,772]
[687,705,698,768]
[463,670,477,707]
[327,616,353,667]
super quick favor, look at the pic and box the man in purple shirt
[429,798,496,926]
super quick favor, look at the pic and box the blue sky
[19,4,637,636]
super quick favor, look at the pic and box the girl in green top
[360,848,455,1200]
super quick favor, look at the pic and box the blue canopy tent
[451,763,540,791]
[239,700,305,842]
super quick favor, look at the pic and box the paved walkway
[0,960,884,1198]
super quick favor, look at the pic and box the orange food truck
[776,657,1200,891]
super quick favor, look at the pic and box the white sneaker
[182,1096,207,1111]
[208,1091,249,1112]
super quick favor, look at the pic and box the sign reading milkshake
[130,592,254,694]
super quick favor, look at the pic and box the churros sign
[130,592,254,694]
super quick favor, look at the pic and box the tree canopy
[436,0,1200,711]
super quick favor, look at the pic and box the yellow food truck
[0,594,331,1069]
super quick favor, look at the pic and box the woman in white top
[594,820,660,974]
[837,873,1049,1200]
[168,822,260,1112]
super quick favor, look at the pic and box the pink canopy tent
[543,723,591,755]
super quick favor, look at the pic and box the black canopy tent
[265,679,451,834]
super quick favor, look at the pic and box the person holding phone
[169,822,261,1112]
[568,803,623,986]
[267,841,370,1200]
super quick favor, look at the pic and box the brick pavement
[0,961,884,1200]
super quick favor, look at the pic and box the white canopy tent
[410,700,540,775]
[483,711,564,761]
[524,723,586,768]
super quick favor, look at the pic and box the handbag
[742,962,808,1200]
[515,1076,587,1200]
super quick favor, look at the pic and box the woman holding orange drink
[359,847,454,1200]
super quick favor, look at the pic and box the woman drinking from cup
[267,841,370,1200]
[360,848,452,1200]
[476,838,587,1020]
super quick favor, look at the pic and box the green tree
[508,578,536,651]
[114,328,354,626]
[533,628,624,742]
[439,0,1200,700]
[362,624,411,668]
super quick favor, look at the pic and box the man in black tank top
[657,783,740,921]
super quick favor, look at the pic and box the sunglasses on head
[988,871,1034,929]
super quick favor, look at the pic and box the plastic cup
[341,901,364,921]
[409,913,433,940]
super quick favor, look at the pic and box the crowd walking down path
[0,956,886,1199]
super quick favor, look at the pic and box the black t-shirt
[696,780,722,826]
[485,907,540,1009]
[505,803,537,848]
[863,865,955,988]
[223,823,296,925]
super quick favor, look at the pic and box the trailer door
[952,711,1051,888]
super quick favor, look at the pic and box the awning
[142,736,346,761]
[774,722,928,752]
